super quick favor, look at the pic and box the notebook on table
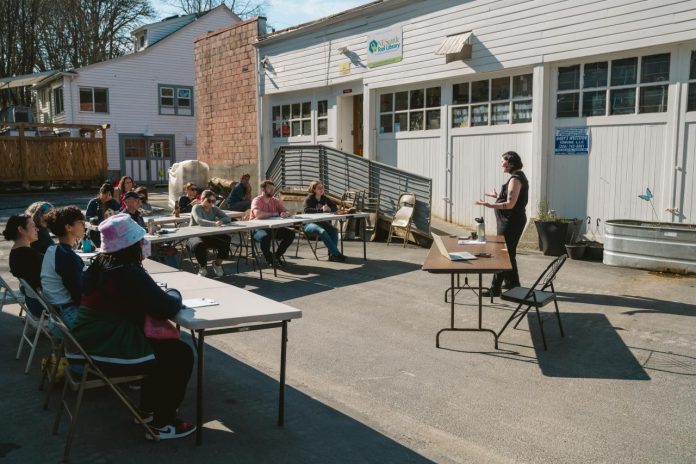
[431,233,477,261]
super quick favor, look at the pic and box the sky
[151,0,371,30]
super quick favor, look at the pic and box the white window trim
[378,85,443,136]
[554,49,673,121]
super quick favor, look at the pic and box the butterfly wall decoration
[638,188,653,201]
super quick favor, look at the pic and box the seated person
[188,189,232,277]
[75,214,195,440]
[303,181,345,262]
[85,183,121,247]
[25,202,55,255]
[40,206,85,328]
[117,175,135,209]
[250,180,295,265]
[178,182,200,214]
[136,186,154,215]
[226,173,252,212]
[120,191,146,229]
[3,214,44,317]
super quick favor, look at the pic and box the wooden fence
[0,123,108,184]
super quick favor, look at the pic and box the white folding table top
[143,259,180,274]
[168,285,302,330]
[148,270,230,292]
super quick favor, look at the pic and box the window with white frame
[158,85,193,116]
[272,101,312,137]
[451,73,533,128]
[379,86,441,133]
[688,51,696,112]
[53,87,64,114]
[317,100,328,136]
[556,53,670,118]
[79,87,109,113]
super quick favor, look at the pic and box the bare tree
[166,0,268,19]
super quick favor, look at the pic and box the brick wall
[194,18,261,186]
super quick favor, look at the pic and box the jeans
[253,227,295,261]
[304,222,341,257]
[491,218,526,290]
[139,338,193,425]
[187,235,231,267]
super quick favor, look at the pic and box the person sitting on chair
[178,182,200,214]
[120,191,146,229]
[86,183,121,247]
[250,180,295,266]
[3,214,44,317]
[226,173,252,212]
[303,181,345,262]
[116,175,135,209]
[25,202,55,255]
[188,189,231,277]
[136,186,154,215]
[40,206,86,328]
[75,214,196,440]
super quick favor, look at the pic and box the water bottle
[82,234,94,252]
[147,219,156,235]
[475,217,486,242]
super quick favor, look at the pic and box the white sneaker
[212,264,224,277]
[198,267,208,277]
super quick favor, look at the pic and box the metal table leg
[271,228,277,277]
[278,320,287,426]
[362,216,366,260]
[195,329,205,445]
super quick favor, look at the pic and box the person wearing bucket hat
[25,201,55,255]
[72,214,196,440]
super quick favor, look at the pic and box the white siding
[680,122,696,222]
[66,8,237,173]
[450,131,533,229]
[549,124,669,235]
[259,0,696,95]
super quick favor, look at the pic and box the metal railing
[266,145,432,234]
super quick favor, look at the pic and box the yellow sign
[338,62,351,75]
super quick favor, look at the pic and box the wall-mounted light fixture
[260,56,270,68]
[336,46,349,55]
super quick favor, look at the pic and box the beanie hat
[99,213,145,253]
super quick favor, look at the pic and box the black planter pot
[535,220,582,256]
[565,243,586,260]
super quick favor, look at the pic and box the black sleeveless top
[495,170,529,230]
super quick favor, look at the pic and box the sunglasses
[40,203,51,213]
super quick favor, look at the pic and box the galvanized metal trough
[604,220,696,275]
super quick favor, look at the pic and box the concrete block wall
[194,18,261,191]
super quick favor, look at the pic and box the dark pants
[140,338,193,425]
[187,235,231,267]
[492,218,526,290]
[253,227,295,261]
[227,200,251,212]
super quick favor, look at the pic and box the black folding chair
[497,255,567,350]
[21,283,157,462]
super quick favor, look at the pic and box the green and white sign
[367,26,403,68]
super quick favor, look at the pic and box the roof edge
[254,0,418,47]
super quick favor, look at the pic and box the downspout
[255,19,265,184]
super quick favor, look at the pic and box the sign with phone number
[555,127,590,155]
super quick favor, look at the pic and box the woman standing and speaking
[475,151,529,297]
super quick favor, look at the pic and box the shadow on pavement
[529,313,650,380]
[556,292,696,317]
[0,311,433,464]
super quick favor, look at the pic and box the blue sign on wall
[555,127,590,155]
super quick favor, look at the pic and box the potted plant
[565,230,586,260]
[534,200,582,256]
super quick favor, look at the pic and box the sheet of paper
[458,239,485,245]
[183,298,219,308]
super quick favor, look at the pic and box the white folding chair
[0,274,26,319]
[387,193,416,247]
[15,279,57,374]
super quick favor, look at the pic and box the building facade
[249,0,696,233]
[32,6,238,183]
